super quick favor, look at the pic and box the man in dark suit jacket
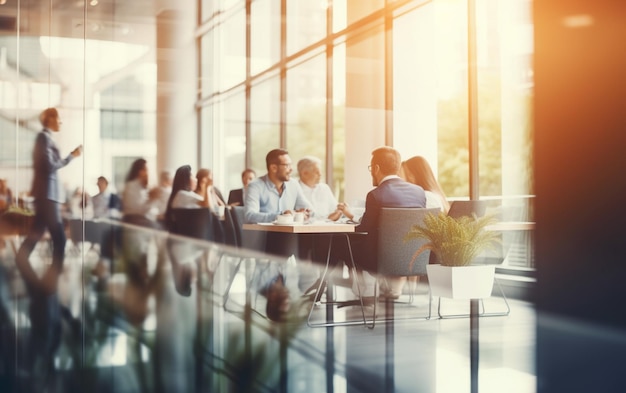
[16,108,82,295]
[336,146,426,273]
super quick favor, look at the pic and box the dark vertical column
[534,1,626,392]
[470,299,479,393]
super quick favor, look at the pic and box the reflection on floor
[0,229,535,393]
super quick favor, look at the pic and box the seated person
[92,176,122,219]
[66,186,93,219]
[332,147,427,297]
[227,168,256,206]
[121,158,161,228]
[195,168,226,217]
[297,156,343,221]
[164,165,210,296]
[400,155,450,214]
[152,170,173,223]
[244,149,314,286]
[164,165,204,230]
[394,155,450,296]
[244,148,313,225]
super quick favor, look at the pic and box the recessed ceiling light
[562,14,594,28]
[90,0,99,6]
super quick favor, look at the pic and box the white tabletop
[242,221,356,234]
[485,221,535,231]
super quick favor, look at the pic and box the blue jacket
[355,177,426,270]
[31,130,74,203]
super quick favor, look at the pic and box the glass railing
[0,215,534,392]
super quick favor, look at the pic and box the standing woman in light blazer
[16,107,82,295]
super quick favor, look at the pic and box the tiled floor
[0,228,536,393]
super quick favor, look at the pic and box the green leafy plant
[404,212,499,268]
[0,205,35,235]
[4,205,34,216]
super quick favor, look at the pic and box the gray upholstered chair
[376,207,441,323]
[447,200,487,219]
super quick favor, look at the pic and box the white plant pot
[426,264,495,300]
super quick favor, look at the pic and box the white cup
[276,214,294,224]
[293,211,305,223]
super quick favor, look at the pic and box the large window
[286,51,327,174]
[286,0,327,56]
[250,75,281,170]
[251,0,281,75]
[198,0,534,235]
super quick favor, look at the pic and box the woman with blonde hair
[400,155,450,214]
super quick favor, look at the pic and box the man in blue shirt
[243,148,314,263]
[244,148,313,224]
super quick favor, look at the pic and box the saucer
[272,221,303,226]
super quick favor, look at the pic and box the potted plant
[404,212,500,299]
[0,205,35,236]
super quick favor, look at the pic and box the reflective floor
[0,221,535,392]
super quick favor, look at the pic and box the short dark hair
[97,176,109,185]
[241,168,256,179]
[371,146,401,177]
[265,149,289,170]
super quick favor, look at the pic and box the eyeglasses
[277,163,292,168]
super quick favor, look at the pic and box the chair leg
[370,276,378,330]
[478,277,511,317]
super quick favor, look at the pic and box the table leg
[470,298,479,393]
[306,233,370,327]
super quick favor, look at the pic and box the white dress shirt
[298,181,338,219]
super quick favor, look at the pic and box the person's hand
[71,145,82,157]
[148,187,161,200]
[337,202,354,220]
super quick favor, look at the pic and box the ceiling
[0,0,160,45]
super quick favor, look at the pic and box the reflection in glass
[250,75,281,169]
[286,53,327,174]
[434,0,470,198]
[251,0,281,75]
[393,3,439,178]
[200,30,215,97]
[286,0,328,55]
[332,43,347,201]
[219,91,247,192]
[218,8,246,91]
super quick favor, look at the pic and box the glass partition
[249,74,281,170]
[285,51,327,172]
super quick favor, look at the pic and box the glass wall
[198,0,534,266]
[0,1,158,202]
[285,51,327,174]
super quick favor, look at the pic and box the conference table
[242,220,373,327]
